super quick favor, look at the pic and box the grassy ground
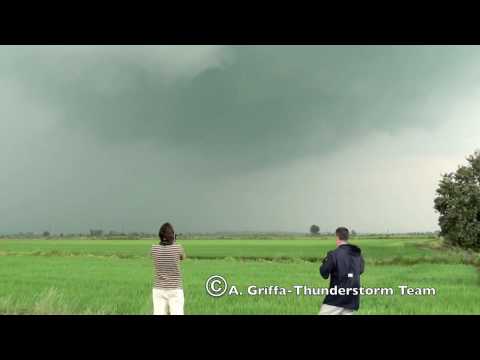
[0,237,458,261]
[0,237,479,314]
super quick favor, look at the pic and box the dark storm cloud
[2,45,480,233]
[3,45,479,174]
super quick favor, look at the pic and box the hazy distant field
[1,237,479,314]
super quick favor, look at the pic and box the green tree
[310,225,320,236]
[434,150,480,250]
[89,229,103,237]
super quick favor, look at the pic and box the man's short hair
[335,227,349,241]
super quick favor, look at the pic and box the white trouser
[319,304,354,315]
[152,288,184,315]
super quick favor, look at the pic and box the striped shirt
[151,244,184,289]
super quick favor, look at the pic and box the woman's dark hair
[159,222,175,245]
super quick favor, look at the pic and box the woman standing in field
[151,222,186,315]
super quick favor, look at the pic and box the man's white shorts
[318,304,354,315]
[152,288,184,315]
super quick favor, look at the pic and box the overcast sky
[1,45,480,234]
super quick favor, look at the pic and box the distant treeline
[0,231,439,240]
[0,231,155,240]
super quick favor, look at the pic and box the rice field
[0,237,479,314]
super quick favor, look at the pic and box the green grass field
[1,237,479,314]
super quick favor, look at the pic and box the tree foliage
[89,229,104,237]
[434,150,480,250]
[310,224,320,235]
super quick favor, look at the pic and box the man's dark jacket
[320,244,364,310]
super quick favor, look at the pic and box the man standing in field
[151,222,186,315]
[319,227,364,315]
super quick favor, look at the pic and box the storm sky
[1,45,480,234]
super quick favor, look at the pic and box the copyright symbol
[205,275,228,297]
